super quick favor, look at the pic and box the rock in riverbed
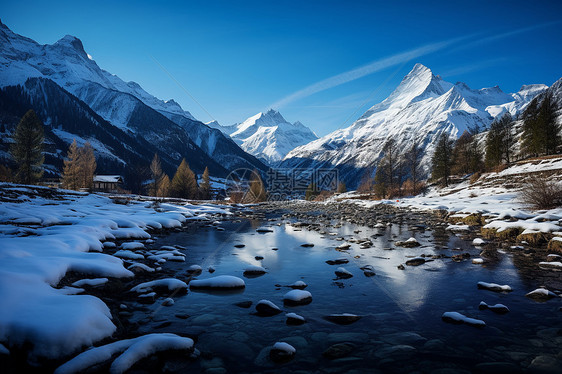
[269,342,296,363]
[335,267,353,279]
[283,290,312,306]
[323,313,362,325]
[256,300,282,316]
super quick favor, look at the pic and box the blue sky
[1,0,561,136]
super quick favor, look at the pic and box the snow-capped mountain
[223,109,317,164]
[281,63,549,187]
[0,20,267,177]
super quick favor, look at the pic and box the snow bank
[55,333,194,374]
[0,187,221,362]
[72,278,109,287]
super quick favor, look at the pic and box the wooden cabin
[92,175,122,193]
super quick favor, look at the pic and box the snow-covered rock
[255,300,282,316]
[283,290,312,306]
[189,275,246,290]
[477,281,512,292]
[442,312,485,327]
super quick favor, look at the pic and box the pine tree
[149,153,165,197]
[483,113,514,167]
[79,142,96,189]
[200,166,211,200]
[431,133,454,187]
[62,140,81,190]
[521,98,541,157]
[405,139,423,195]
[521,94,559,156]
[170,159,198,199]
[246,170,267,202]
[10,109,44,184]
[538,93,560,154]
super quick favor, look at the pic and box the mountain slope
[226,109,317,164]
[281,63,549,187]
[0,20,267,175]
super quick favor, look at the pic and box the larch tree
[79,142,96,189]
[149,153,165,197]
[337,181,347,194]
[157,174,170,197]
[10,109,44,184]
[431,133,454,187]
[62,140,81,190]
[247,170,267,203]
[170,159,198,199]
[200,166,211,200]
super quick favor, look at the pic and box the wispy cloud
[439,58,508,78]
[450,21,561,54]
[269,36,468,109]
[269,21,560,110]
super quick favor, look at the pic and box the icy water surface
[131,213,562,373]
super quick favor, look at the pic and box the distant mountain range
[0,20,267,181]
[208,109,317,164]
[280,63,557,187]
[0,20,559,190]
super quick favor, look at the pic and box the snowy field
[0,183,229,368]
[335,158,562,241]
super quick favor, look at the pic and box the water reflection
[142,214,562,373]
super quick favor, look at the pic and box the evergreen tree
[468,138,484,173]
[521,98,541,156]
[538,93,560,154]
[10,109,44,184]
[405,139,423,196]
[521,94,560,156]
[0,164,12,182]
[170,159,198,199]
[453,131,483,175]
[200,166,211,200]
[149,153,165,197]
[79,142,96,189]
[247,170,267,202]
[485,119,504,169]
[62,140,81,190]
[431,133,454,187]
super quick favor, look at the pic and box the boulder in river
[269,342,296,363]
[283,290,312,306]
[335,267,353,279]
[323,313,362,325]
[405,257,425,266]
[525,288,558,301]
[255,300,282,316]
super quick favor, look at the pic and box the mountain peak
[409,63,432,76]
[54,34,86,54]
